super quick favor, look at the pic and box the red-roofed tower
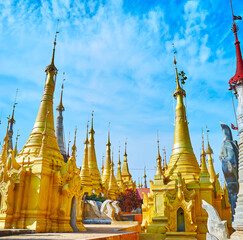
[229,1,243,238]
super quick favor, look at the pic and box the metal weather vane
[178,71,187,85]
[172,43,187,86]
[230,0,242,22]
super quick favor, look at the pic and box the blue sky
[0,0,243,186]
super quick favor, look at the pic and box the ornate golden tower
[56,74,67,162]
[101,127,111,189]
[121,141,131,181]
[165,57,200,183]
[155,136,163,179]
[205,137,221,198]
[107,152,119,200]
[121,141,135,190]
[163,148,168,170]
[0,29,85,233]
[0,126,9,165]
[141,56,232,240]
[116,147,124,192]
[80,123,92,195]
[199,130,210,183]
[14,130,20,157]
[101,155,104,175]
[7,91,17,154]
[144,167,147,188]
[17,34,64,169]
[205,137,216,183]
[88,112,102,194]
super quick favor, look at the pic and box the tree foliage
[119,189,141,212]
[85,193,107,202]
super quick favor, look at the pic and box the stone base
[230,230,243,239]
[140,233,166,240]
[0,224,140,239]
[146,217,167,234]
[0,229,35,236]
[165,232,197,240]
[140,231,197,240]
[83,219,111,224]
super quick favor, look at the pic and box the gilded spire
[45,20,59,73]
[163,147,168,170]
[101,154,104,175]
[80,122,92,194]
[205,126,213,155]
[85,121,89,145]
[206,130,216,183]
[121,140,131,177]
[88,111,102,193]
[90,111,95,134]
[0,125,9,164]
[144,166,147,188]
[206,140,213,155]
[108,150,119,200]
[118,146,121,165]
[102,122,112,186]
[56,73,65,111]
[173,56,186,98]
[157,132,161,160]
[14,130,20,157]
[229,0,243,89]
[17,26,63,169]
[116,146,123,187]
[120,141,135,190]
[107,123,111,147]
[56,72,67,162]
[167,54,200,182]
[124,140,127,157]
[201,128,206,158]
[67,132,71,159]
[71,127,77,158]
[8,88,18,153]
[155,132,163,177]
[199,129,210,183]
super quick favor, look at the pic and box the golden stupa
[121,142,136,191]
[0,34,85,233]
[141,57,232,240]
[80,123,92,195]
[0,26,136,234]
[87,112,103,194]
[116,147,125,193]
[107,152,120,200]
[101,129,112,193]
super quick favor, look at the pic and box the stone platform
[0,223,139,240]
[0,229,35,236]
[83,219,111,224]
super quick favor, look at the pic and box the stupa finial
[46,19,59,73]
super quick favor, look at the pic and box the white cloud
[0,0,241,185]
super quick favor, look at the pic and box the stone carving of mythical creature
[219,122,239,219]
[84,200,101,219]
[84,200,120,221]
[112,201,121,220]
[202,200,228,240]
[100,200,115,220]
